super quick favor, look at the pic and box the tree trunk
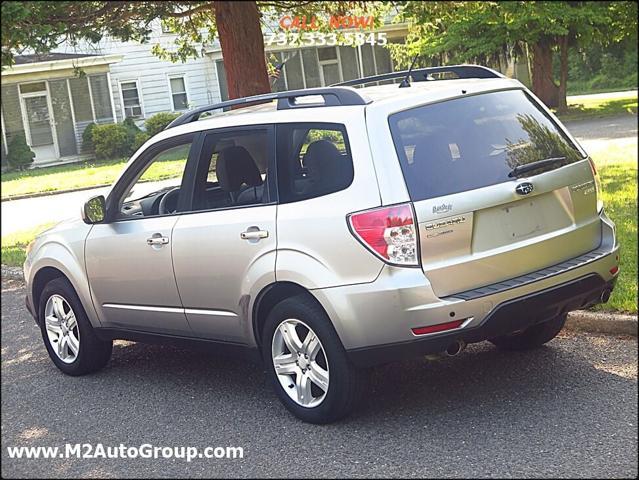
[556,36,569,113]
[530,39,559,108]
[214,1,271,100]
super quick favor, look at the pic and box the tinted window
[192,129,270,211]
[388,89,584,201]
[276,124,353,203]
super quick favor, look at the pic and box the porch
[1,53,123,167]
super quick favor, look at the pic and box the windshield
[388,89,584,201]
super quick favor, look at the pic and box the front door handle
[240,228,269,240]
[147,235,169,246]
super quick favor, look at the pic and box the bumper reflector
[609,266,619,275]
[412,319,464,336]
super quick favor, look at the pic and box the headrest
[216,146,263,192]
[302,140,341,177]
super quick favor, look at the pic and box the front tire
[490,314,566,351]
[262,295,364,424]
[39,277,112,375]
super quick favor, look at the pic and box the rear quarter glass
[388,89,585,201]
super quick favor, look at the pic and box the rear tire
[490,314,566,351]
[39,277,112,375]
[262,294,365,424]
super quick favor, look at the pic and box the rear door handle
[240,229,269,240]
[147,235,169,246]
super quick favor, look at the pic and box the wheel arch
[28,251,100,328]
[32,266,67,323]
[252,281,333,352]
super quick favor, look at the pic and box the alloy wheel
[271,319,329,408]
[44,294,80,364]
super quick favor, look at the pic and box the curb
[565,310,638,337]
[1,184,111,202]
[1,264,636,337]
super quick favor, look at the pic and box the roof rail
[165,87,370,129]
[332,64,504,88]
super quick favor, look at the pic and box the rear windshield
[388,89,584,201]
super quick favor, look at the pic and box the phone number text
[266,32,387,48]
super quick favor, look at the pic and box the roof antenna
[399,54,419,88]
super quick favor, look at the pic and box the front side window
[276,123,353,203]
[120,81,142,118]
[119,140,191,218]
[389,89,584,201]
[169,77,188,111]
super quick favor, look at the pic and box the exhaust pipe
[600,289,611,304]
[445,340,466,357]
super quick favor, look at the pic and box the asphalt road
[2,278,637,478]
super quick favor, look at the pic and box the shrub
[91,124,131,159]
[122,117,142,154]
[122,116,140,131]
[82,122,96,153]
[133,132,151,152]
[6,133,35,171]
[145,112,180,137]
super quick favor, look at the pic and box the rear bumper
[312,212,619,366]
[346,274,616,367]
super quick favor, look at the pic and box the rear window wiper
[508,156,567,178]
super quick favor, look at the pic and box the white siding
[105,41,221,122]
[55,22,222,124]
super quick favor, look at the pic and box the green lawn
[1,157,185,200]
[1,223,55,267]
[556,91,638,122]
[589,141,638,313]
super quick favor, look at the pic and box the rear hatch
[388,89,601,298]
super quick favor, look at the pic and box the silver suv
[24,65,620,423]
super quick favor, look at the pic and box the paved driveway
[1,279,637,478]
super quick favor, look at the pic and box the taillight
[588,157,603,212]
[348,203,418,266]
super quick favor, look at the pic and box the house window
[120,81,142,118]
[69,77,93,122]
[89,75,114,122]
[169,76,188,110]
[19,82,46,94]
[317,47,342,86]
[359,45,394,85]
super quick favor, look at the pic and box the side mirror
[82,195,106,224]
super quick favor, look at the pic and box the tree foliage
[394,1,637,109]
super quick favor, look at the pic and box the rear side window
[388,89,584,201]
[276,123,353,203]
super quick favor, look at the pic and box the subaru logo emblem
[515,182,534,196]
